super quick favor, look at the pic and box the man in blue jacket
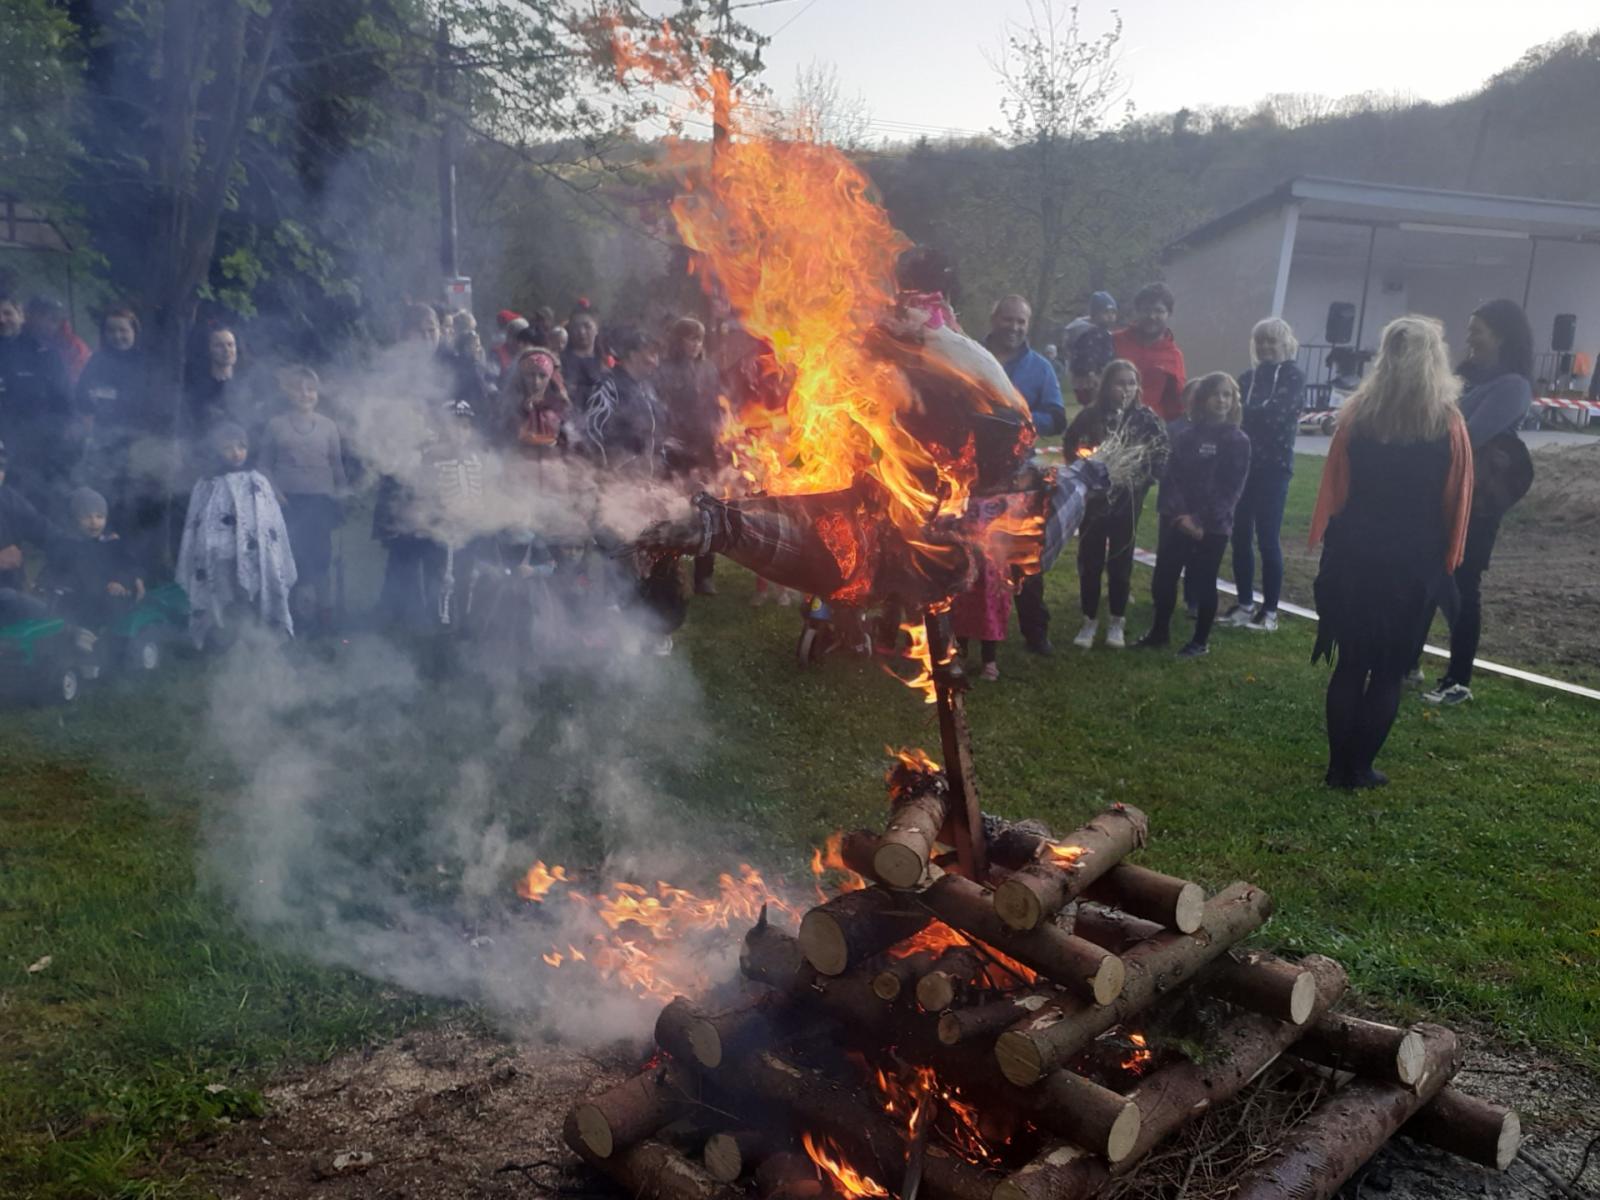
[984,294,1065,654]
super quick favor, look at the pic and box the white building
[1162,177,1600,391]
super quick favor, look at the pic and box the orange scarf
[1309,412,1474,572]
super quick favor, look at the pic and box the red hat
[497,309,522,327]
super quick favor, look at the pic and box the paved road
[1294,428,1595,457]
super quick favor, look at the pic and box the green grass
[2,459,1597,1196]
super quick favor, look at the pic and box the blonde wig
[1250,316,1299,365]
[1337,316,1461,444]
[1188,371,1242,426]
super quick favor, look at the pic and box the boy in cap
[39,487,145,630]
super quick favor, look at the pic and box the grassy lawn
[2,454,1597,1196]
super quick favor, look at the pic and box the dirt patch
[1282,443,1600,686]
[174,1022,1598,1200]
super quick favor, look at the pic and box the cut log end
[702,1132,760,1183]
[1170,882,1206,934]
[1288,969,1317,1026]
[575,1102,616,1159]
[996,1030,1048,1087]
[1396,1029,1427,1088]
[874,842,929,890]
[796,910,850,977]
[1091,954,1125,1006]
[1496,1112,1523,1170]
[993,879,1044,932]
[1106,1103,1141,1164]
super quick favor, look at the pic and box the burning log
[990,806,1150,931]
[571,1064,696,1159]
[656,993,776,1071]
[566,1124,745,1200]
[875,772,950,889]
[837,829,883,881]
[1081,864,1205,935]
[994,881,1273,1086]
[742,916,817,995]
[1199,949,1320,1026]
[754,1152,826,1200]
[799,887,929,976]
[1227,1024,1462,1200]
[742,924,902,1036]
[723,1050,997,1200]
[1295,1011,1430,1088]
[915,946,985,1012]
[922,874,1125,1006]
[936,989,1060,1046]
[872,950,938,1002]
[1404,1086,1522,1170]
[703,1131,777,1183]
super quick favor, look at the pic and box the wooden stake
[1228,1024,1462,1200]
[994,881,1273,1085]
[926,612,988,882]
[1296,1011,1430,1088]
[1404,1086,1522,1171]
[798,887,929,976]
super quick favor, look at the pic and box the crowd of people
[0,265,1535,788]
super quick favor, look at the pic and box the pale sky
[730,0,1599,141]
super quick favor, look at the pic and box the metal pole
[1521,238,1538,311]
[1353,224,1378,349]
[436,18,459,281]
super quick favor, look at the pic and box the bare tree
[774,59,873,150]
[991,1,1128,334]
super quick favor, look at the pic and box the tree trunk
[570,1065,695,1159]
[655,990,776,1071]
[564,1119,746,1200]
[923,875,1124,1006]
[1199,949,1322,1026]
[1403,1086,1522,1171]
[1081,864,1205,935]
[995,881,1273,1086]
[798,886,929,976]
[991,805,1149,931]
[1295,1012,1430,1088]
[1227,1025,1462,1200]
[915,946,985,1013]
[875,787,949,889]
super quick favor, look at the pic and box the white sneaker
[1245,609,1279,633]
[1220,604,1253,628]
[1073,619,1098,649]
[1105,618,1126,649]
[652,634,674,656]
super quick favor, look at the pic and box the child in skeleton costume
[419,400,486,626]
[176,422,297,646]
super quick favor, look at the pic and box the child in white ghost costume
[177,421,297,646]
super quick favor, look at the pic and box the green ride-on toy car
[0,616,94,705]
[101,582,189,673]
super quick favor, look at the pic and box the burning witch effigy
[547,66,1520,1200]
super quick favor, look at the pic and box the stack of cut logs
[563,763,1520,1200]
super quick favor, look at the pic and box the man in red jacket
[1112,282,1187,423]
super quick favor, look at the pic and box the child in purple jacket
[1135,373,1251,658]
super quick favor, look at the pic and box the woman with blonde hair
[1222,316,1304,633]
[1309,316,1473,788]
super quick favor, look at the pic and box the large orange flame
[802,1133,888,1198]
[670,76,1022,576]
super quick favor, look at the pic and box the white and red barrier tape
[1534,395,1600,416]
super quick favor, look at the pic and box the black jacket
[0,484,60,591]
[39,533,141,618]
[585,368,665,475]
[0,331,71,461]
